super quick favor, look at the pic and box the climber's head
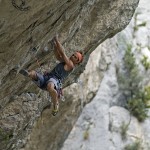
[70,51,83,64]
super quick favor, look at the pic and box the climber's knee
[28,70,37,80]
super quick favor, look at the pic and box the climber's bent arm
[54,37,74,69]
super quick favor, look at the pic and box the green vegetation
[133,11,146,33]
[136,43,142,52]
[133,11,147,39]
[118,44,150,122]
[0,128,13,149]
[83,130,89,140]
[0,128,10,141]
[134,22,147,32]
[127,96,150,122]
[120,44,142,97]
[124,141,141,150]
[127,85,150,121]
[141,55,150,70]
[120,121,129,140]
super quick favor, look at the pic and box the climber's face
[71,53,79,64]
[70,51,83,64]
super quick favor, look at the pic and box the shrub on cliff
[118,44,150,121]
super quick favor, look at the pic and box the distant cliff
[62,0,150,149]
[0,0,139,150]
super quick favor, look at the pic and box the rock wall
[62,0,150,149]
[0,0,139,150]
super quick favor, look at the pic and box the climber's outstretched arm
[53,36,74,69]
[52,35,66,62]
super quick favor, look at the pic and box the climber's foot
[19,69,29,77]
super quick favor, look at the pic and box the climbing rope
[12,0,30,11]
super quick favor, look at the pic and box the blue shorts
[32,72,59,90]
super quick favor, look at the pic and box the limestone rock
[61,0,150,150]
[0,0,139,150]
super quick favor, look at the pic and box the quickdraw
[57,80,63,99]
[12,0,30,11]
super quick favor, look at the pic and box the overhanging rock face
[0,0,139,150]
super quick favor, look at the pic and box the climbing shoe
[19,69,29,77]
[52,103,59,116]
[52,109,58,116]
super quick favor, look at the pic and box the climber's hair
[76,51,84,63]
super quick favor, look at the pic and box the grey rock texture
[61,0,150,149]
[24,44,103,150]
[62,51,121,150]
[0,0,139,150]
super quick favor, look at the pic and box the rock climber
[19,36,83,116]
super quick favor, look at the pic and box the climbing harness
[44,72,64,100]
[12,0,30,11]
[57,79,64,101]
